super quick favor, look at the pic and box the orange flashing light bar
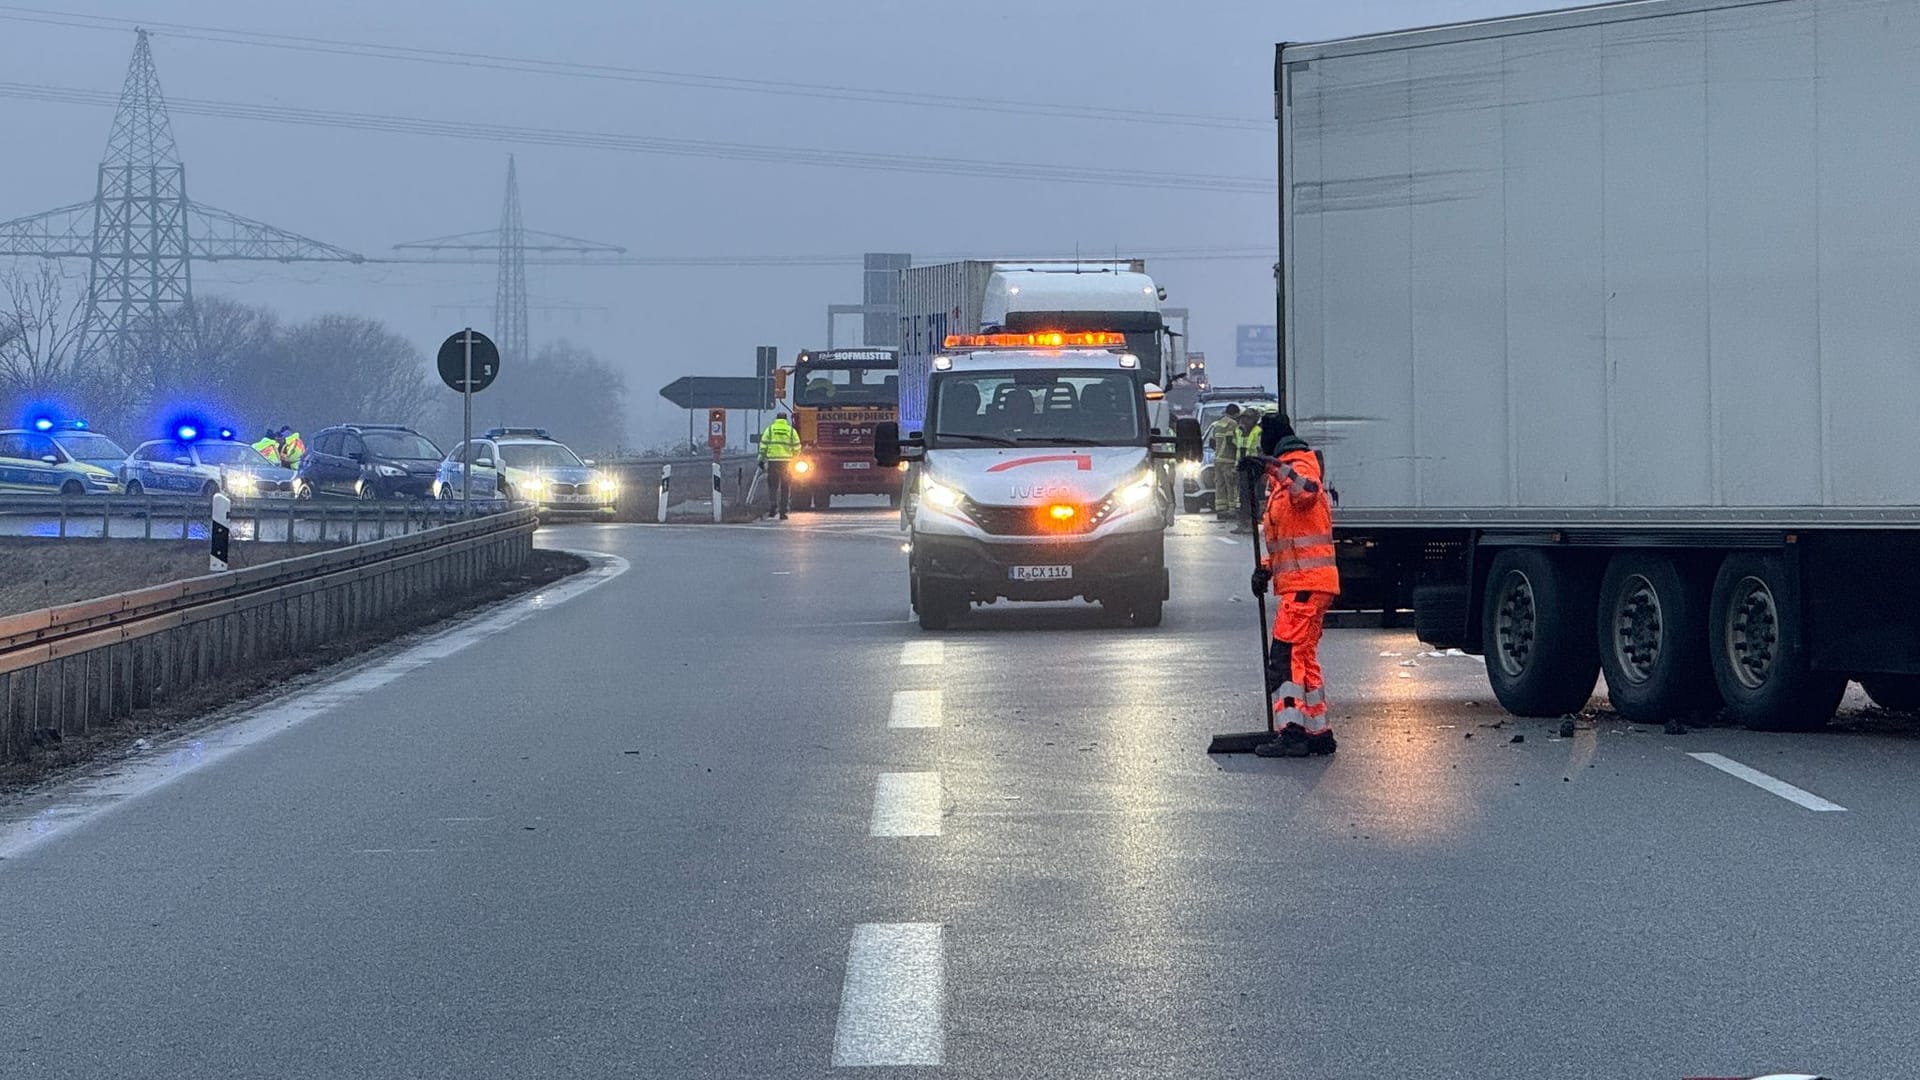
[943,331,1127,349]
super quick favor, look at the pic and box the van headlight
[922,479,961,509]
[1120,472,1157,507]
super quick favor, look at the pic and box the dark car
[295,424,444,501]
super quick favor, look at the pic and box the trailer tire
[1862,675,1920,713]
[1482,548,1601,717]
[1597,553,1718,723]
[1412,583,1472,652]
[1709,552,1844,732]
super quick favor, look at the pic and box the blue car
[122,436,297,498]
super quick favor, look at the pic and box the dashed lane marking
[869,772,944,837]
[830,923,945,1067]
[1688,752,1848,812]
[889,689,944,729]
[1216,536,1240,546]
[899,640,944,666]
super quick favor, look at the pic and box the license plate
[842,460,871,470]
[1009,565,1073,582]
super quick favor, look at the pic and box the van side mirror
[1173,417,1205,463]
[874,421,924,467]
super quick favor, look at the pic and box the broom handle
[1242,458,1275,734]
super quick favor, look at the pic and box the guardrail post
[102,499,112,538]
[58,497,68,538]
[711,460,723,523]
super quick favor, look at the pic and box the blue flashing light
[32,417,53,432]
[71,419,88,430]
[177,424,200,442]
[218,427,236,441]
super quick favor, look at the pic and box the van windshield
[929,371,1141,448]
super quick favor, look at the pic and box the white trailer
[1278,0,1920,730]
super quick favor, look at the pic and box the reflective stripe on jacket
[760,420,801,461]
[1207,417,1240,459]
[252,438,282,464]
[1261,448,1339,594]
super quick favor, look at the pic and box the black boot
[1254,722,1312,758]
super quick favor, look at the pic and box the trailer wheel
[1482,548,1601,717]
[1861,675,1920,713]
[1597,553,1718,723]
[1412,583,1472,652]
[1709,552,1844,731]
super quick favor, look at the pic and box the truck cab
[876,332,1200,630]
[785,348,904,510]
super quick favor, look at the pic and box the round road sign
[437,329,501,393]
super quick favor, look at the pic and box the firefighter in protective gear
[251,430,283,466]
[1247,412,1339,757]
[758,413,801,520]
[1206,404,1242,520]
[278,427,306,470]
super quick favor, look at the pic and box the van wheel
[1862,675,1920,713]
[1597,553,1718,723]
[1709,552,1845,731]
[1128,592,1164,628]
[1482,548,1601,717]
[915,577,961,631]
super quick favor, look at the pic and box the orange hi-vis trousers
[1266,590,1335,726]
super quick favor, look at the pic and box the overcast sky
[0,0,1520,445]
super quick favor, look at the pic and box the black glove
[1236,455,1267,477]
[1250,567,1272,598]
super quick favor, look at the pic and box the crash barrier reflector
[0,508,536,766]
[657,465,671,524]
[711,461,723,524]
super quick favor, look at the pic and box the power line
[368,249,1273,269]
[0,5,1269,132]
[0,80,1278,194]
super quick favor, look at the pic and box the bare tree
[0,262,89,412]
[485,339,629,455]
[273,313,438,433]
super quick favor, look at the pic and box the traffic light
[772,367,788,402]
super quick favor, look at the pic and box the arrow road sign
[438,329,500,393]
[659,376,771,411]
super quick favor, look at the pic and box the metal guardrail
[0,494,489,541]
[0,508,537,765]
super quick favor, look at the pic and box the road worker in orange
[1247,412,1340,757]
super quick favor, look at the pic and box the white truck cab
[876,332,1202,630]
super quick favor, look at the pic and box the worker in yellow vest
[251,429,283,466]
[758,413,801,520]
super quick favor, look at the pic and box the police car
[0,419,125,495]
[435,428,617,518]
[1179,388,1277,514]
[122,426,296,498]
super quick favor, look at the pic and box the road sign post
[708,409,726,523]
[438,328,500,514]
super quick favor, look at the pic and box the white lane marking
[889,689,943,729]
[898,640,944,667]
[0,552,632,864]
[870,772,943,837]
[1215,536,1240,546]
[830,923,945,1067]
[1688,752,1848,812]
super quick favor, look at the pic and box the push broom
[1208,455,1278,754]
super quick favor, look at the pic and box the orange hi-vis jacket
[1261,447,1339,595]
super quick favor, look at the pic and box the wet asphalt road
[1,504,1916,1078]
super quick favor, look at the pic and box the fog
[0,0,1521,447]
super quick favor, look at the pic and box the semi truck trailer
[1278,0,1920,731]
